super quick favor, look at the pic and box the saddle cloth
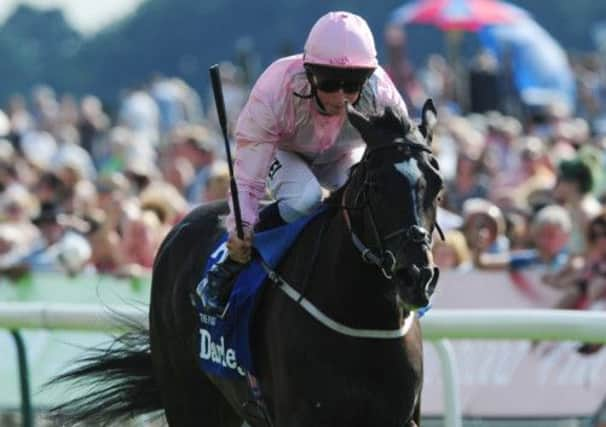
[194,208,323,379]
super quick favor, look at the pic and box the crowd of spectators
[411,74,606,326]
[436,97,605,313]
[0,38,604,321]
[384,24,606,329]
[0,71,246,281]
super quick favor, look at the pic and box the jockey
[199,11,409,316]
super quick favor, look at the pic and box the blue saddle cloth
[194,209,324,379]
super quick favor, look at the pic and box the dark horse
[50,100,443,427]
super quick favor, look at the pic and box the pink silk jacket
[226,54,408,232]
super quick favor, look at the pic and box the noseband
[341,140,443,279]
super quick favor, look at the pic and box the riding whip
[209,64,244,239]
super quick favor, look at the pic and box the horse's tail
[47,322,161,426]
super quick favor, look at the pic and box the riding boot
[255,203,286,232]
[198,257,247,317]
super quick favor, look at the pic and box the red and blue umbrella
[390,0,527,32]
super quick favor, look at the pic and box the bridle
[260,138,442,340]
[341,139,444,279]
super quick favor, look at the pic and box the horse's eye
[423,179,443,208]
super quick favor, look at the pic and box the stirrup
[198,258,245,318]
[199,280,233,319]
[216,301,231,320]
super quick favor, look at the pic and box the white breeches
[267,149,357,223]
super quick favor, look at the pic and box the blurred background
[0,0,606,426]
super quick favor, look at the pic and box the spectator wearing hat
[432,229,473,272]
[554,158,602,255]
[52,143,97,185]
[170,125,220,204]
[201,160,230,203]
[0,225,35,280]
[138,181,189,228]
[473,205,572,282]
[25,202,67,272]
[123,154,160,195]
[20,202,92,275]
[19,130,58,177]
[462,198,509,260]
[506,136,556,209]
[160,154,195,196]
[0,184,40,245]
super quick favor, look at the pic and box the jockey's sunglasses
[314,78,365,94]
[305,64,373,94]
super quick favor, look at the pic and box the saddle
[193,205,324,379]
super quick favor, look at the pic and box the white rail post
[431,340,462,427]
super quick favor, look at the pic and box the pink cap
[304,11,378,69]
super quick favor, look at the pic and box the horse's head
[345,100,443,309]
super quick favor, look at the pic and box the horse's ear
[384,106,411,135]
[347,103,371,141]
[419,99,437,143]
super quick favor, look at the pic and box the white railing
[0,302,147,331]
[423,309,606,342]
[423,310,606,427]
[2,303,606,427]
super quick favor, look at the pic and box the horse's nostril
[419,267,433,287]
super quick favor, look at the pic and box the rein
[262,140,443,340]
[340,141,443,279]
[261,205,415,339]
[261,258,415,339]
[342,190,397,279]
